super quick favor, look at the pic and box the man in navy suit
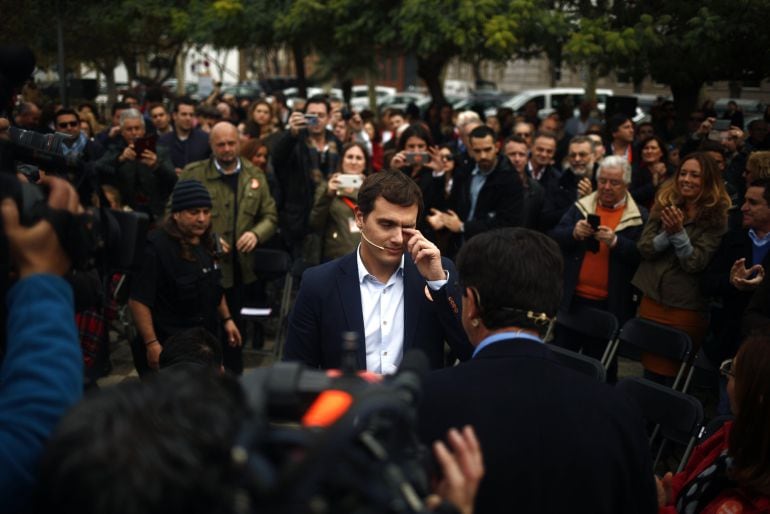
[283,171,472,372]
[418,228,657,514]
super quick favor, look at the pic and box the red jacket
[660,421,770,513]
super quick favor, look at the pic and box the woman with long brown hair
[240,99,281,151]
[657,333,770,512]
[308,142,371,261]
[632,152,731,382]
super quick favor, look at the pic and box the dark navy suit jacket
[283,251,472,370]
[418,338,657,514]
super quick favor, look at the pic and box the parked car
[221,83,263,102]
[502,87,615,120]
[349,85,397,111]
[377,91,432,114]
[283,86,343,109]
[714,98,765,117]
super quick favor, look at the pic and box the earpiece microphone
[360,230,386,251]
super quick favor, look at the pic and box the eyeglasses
[568,152,590,159]
[719,359,734,378]
[441,154,454,161]
[57,121,79,128]
[515,132,531,138]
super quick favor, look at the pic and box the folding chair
[554,305,619,369]
[547,344,606,383]
[617,377,704,473]
[681,348,719,392]
[605,318,693,391]
[241,249,294,360]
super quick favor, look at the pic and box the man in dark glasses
[54,107,104,161]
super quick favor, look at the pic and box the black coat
[702,228,770,363]
[448,155,524,240]
[536,165,578,232]
[418,338,658,514]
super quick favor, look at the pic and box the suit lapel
[403,258,422,351]
[337,253,366,368]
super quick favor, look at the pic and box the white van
[502,87,615,119]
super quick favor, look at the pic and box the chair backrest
[617,377,704,471]
[617,318,692,364]
[252,249,292,276]
[547,344,606,382]
[555,306,619,342]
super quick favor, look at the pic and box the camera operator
[93,108,176,221]
[0,176,83,514]
[128,179,241,375]
[35,362,483,514]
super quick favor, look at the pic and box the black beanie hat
[171,180,212,212]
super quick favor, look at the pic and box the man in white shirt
[283,171,472,372]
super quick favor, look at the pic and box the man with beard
[565,135,597,199]
[128,180,241,376]
[427,125,524,255]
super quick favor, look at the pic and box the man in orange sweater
[549,155,649,380]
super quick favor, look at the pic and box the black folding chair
[605,318,693,391]
[554,305,619,369]
[547,344,606,382]
[241,249,294,360]
[682,348,719,392]
[617,377,704,473]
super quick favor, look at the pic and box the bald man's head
[210,122,240,170]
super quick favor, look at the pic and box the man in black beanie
[128,180,241,376]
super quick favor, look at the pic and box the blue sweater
[0,275,83,513]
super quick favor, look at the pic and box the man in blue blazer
[283,171,472,371]
[418,228,657,513]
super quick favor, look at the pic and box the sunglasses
[441,154,454,161]
[719,358,734,378]
[58,121,79,128]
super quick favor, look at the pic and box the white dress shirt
[356,246,448,374]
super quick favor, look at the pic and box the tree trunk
[728,80,742,99]
[472,59,483,86]
[175,48,187,97]
[366,70,377,115]
[584,65,598,104]
[417,55,448,106]
[670,81,703,138]
[292,42,307,98]
[341,78,353,105]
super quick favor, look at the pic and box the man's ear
[464,287,481,319]
[354,207,364,230]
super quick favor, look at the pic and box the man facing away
[418,228,657,514]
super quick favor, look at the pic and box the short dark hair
[456,228,563,334]
[503,134,529,148]
[357,171,423,219]
[111,101,130,116]
[159,327,222,370]
[148,102,167,114]
[608,114,632,135]
[469,125,496,142]
[532,130,557,146]
[174,96,196,113]
[54,107,79,122]
[36,367,246,514]
[698,139,726,156]
[305,94,330,115]
[749,178,770,205]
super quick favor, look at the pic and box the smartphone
[133,134,157,155]
[337,174,363,190]
[304,114,320,127]
[586,214,600,230]
[713,119,731,131]
[405,152,431,165]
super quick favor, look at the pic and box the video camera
[0,45,150,351]
[232,340,437,514]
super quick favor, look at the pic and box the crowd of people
[2,78,770,513]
